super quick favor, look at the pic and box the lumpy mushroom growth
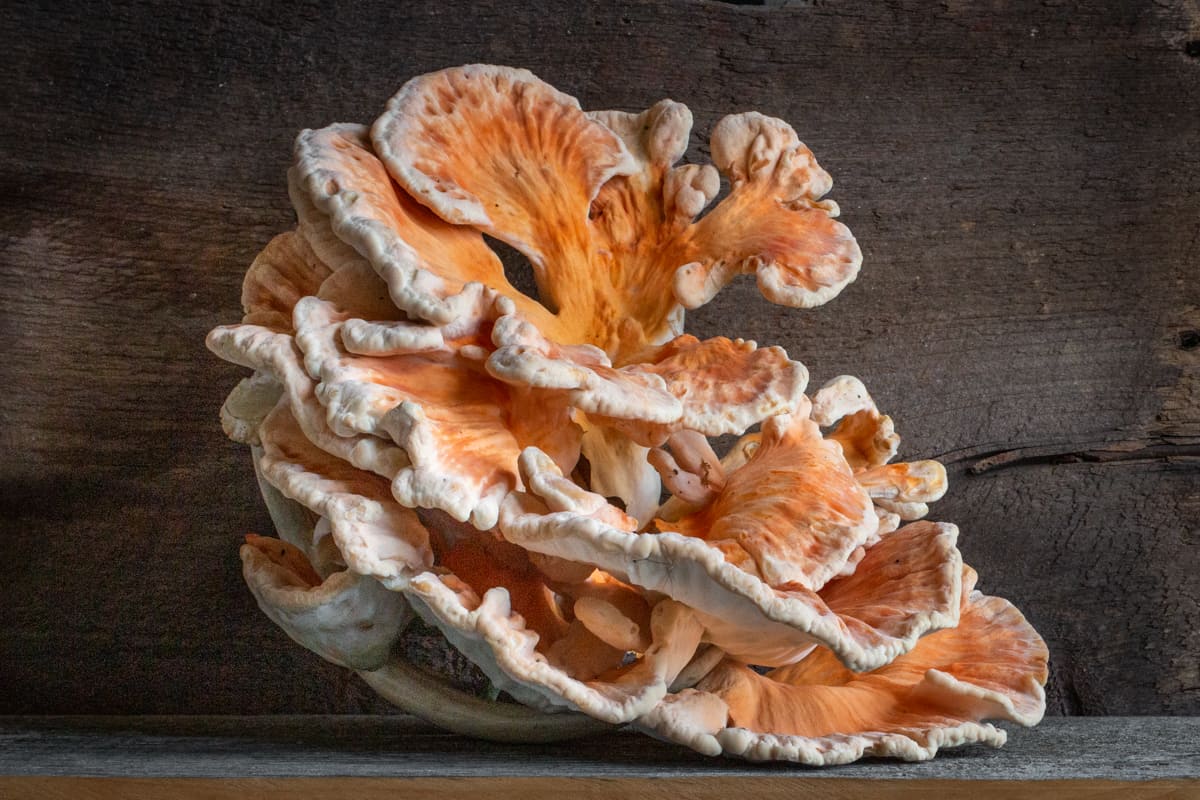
[208,64,1047,763]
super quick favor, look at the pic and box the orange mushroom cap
[638,579,1048,764]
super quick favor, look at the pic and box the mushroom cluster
[208,65,1048,764]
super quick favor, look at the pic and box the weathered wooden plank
[1,0,1198,717]
[3,777,1196,800]
[1,716,1197,780]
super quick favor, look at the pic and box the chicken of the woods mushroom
[207,64,1047,763]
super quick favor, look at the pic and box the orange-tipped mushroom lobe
[856,461,948,504]
[710,589,1047,742]
[291,297,581,530]
[424,511,571,648]
[558,571,654,653]
[816,520,961,650]
[240,232,332,331]
[488,321,808,448]
[656,413,877,591]
[372,65,637,341]
[364,351,578,528]
[294,124,555,328]
[685,519,961,669]
[649,446,717,507]
[829,410,900,471]
[603,336,809,445]
[673,113,861,312]
[811,375,900,470]
[661,430,726,489]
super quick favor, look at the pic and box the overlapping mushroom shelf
[208,64,1047,764]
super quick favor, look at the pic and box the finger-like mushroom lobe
[673,113,861,312]
[208,64,1046,762]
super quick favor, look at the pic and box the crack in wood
[969,440,1200,474]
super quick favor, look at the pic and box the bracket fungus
[208,64,1047,763]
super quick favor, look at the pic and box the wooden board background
[1,0,1198,717]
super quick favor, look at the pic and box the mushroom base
[254,451,611,743]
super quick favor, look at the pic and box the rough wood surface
[1,0,1198,717]
[5,778,1196,800]
[2,716,1198,780]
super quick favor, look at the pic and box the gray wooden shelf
[1,715,1197,798]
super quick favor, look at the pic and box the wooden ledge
[1,716,1196,798]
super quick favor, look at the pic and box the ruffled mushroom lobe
[640,581,1048,764]
[503,448,961,671]
[291,294,581,531]
[397,512,708,723]
[240,533,413,671]
[371,66,861,362]
[673,113,862,312]
[293,122,556,329]
[240,231,332,331]
[372,65,639,350]
[655,410,876,590]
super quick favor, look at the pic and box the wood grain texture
[9,777,1200,796]
[4,778,1196,800]
[1,0,1198,717]
[2,716,1198,780]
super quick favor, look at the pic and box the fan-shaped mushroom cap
[282,289,581,531]
[240,231,333,331]
[255,400,432,580]
[812,375,901,470]
[366,65,859,361]
[656,411,877,590]
[502,449,961,670]
[487,315,809,447]
[293,122,557,329]
[206,322,411,485]
[240,534,413,671]
[218,231,330,445]
[638,582,1048,764]
[374,65,635,263]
